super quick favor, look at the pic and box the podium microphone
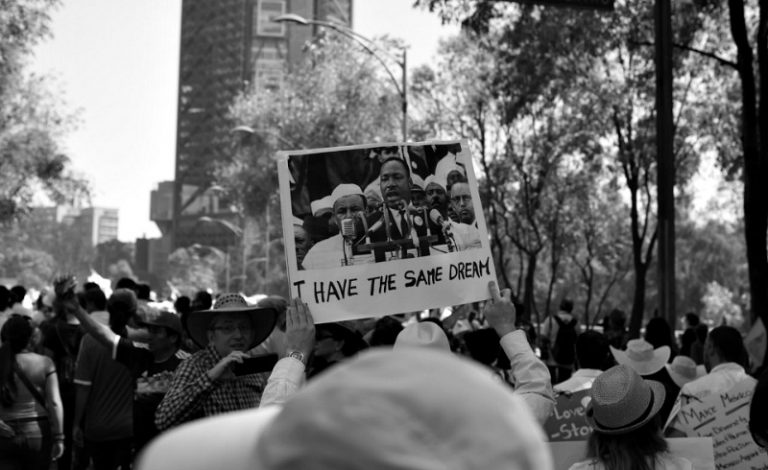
[429,209,450,229]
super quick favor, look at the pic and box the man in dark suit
[367,157,431,262]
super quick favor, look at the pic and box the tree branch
[631,40,738,69]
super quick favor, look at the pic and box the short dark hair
[559,299,574,313]
[707,326,747,366]
[576,330,611,370]
[192,291,213,311]
[137,283,151,301]
[9,286,26,306]
[174,296,191,315]
[684,313,700,327]
[83,287,107,311]
[379,156,411,178]
[116,277,138,291]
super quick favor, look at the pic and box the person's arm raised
[260,298,315,407]
[483,281,555,424]
[70,304,118,350]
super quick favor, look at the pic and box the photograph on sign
[278,140,497,323]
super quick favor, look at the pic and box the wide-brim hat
[610,339,670,376]
[586,364,666,435]
[393,322,450,352]
[665,355,706,388]
[183,293,277,349]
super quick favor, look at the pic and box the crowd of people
[0,278,766,470]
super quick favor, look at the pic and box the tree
[220,35,403,295]
[167,246,225,297]
[417,0,722,337]
[0,0,88,222]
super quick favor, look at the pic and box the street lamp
[273,13,408,141]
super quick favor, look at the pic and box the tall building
[75,208,120,247]
[160,0,353,251]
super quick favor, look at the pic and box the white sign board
[278,140,497,323]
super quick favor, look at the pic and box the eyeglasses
[210,324,252,335]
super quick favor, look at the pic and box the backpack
[551,315,577,365]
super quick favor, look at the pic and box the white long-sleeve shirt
[260,329,555,424]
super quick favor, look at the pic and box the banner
[278,140,497,323]
[673,379,768,469]
[544,389,593,442]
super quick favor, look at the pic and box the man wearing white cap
[301,184,374,270]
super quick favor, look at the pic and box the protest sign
[545,389,592,442]
[278,140,497,323]
[673,379,768,469]
[549,438,715,470]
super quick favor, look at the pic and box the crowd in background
[0,278,766,470]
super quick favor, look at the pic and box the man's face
[294,226,311,263]
[207,312,254,355]
[450,182,475,224]
[411,188,427,209]
[447,170,466,190]
[146,325,177,354]
[425,183,448,213]
[380,160,411,208]
[333,194,366,224]
[365,192,382,215]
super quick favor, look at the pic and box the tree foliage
[0,0,88,223]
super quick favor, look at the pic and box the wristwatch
[287,350,306,365]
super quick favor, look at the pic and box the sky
[30,0,460,241]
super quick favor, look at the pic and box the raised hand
[284,298,315,363]
[483,281,516,337]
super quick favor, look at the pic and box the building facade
[157,0,353,252]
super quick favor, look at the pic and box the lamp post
[273,13,408,141]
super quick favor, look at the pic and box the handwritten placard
[278,140,497,323]
[674,379,768,470]
[545,389,593,442]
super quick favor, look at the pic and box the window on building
[256,0,286,37]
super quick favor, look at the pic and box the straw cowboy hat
[183,293,277,349]
[665,356,706,388]
[610,338,670,376]
[586,364,666,435]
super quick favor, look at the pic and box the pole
[655,0,676,328]
[402,49,408,141]
[225,249,231,292]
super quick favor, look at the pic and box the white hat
[665,355,706,388]
[329,184,364,207]
[610,339,670,376]
[292,216,304,227]
[434,155,466,186]
[137,348,552,470]
[364,179,381,199]
[424,174,445,190]
[393,322,450,351]
[310,197,332,216]
[410,174,425,190]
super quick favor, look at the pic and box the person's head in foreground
[183,293,277,356]
[137,347,552,470]
[703,325,748,372]
[576,364,688,470]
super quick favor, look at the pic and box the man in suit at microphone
[300,184,374,270]
[367,157,431,262]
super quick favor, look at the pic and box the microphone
[429,209,450,229]
[340,218,357,240]
[362,218,384,236]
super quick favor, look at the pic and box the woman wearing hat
[569,364,692,470]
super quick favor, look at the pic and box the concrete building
[159,0,353,252]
